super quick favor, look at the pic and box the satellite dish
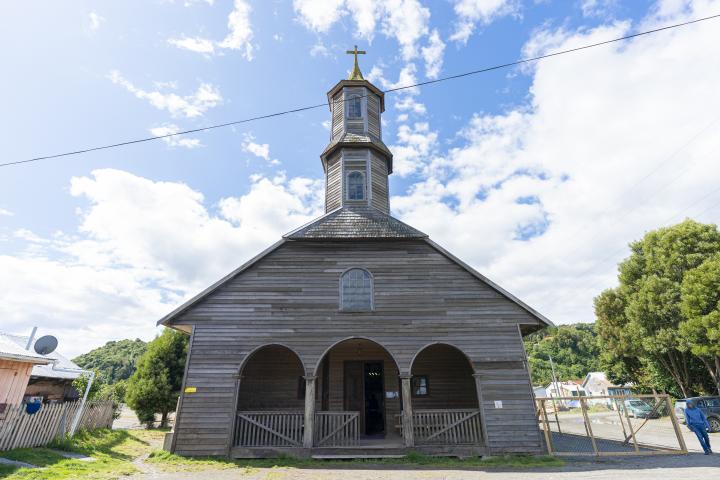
[34,335,58,355]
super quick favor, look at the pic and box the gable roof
[284,206,427,240]
[2,332,83,379]
[159,210,552,330]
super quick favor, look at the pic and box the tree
[72,371,104,400]
[524,323,600,386]
[125,329,188,428]
[73,339,147,384]
[595,219,720,397]
[680,253,720,394]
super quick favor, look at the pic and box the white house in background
[545,380,586,408]
[533,386,547,398]
[581,372,633,410]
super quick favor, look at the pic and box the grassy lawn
[1,429,563,479]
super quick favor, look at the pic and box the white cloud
[421,29,445,79]
[450,0,519,43]
[242,134,280,165]
[310,41,330,57]
[393,0,720,326]
[381,0,430,60]
[149,125,202,149]
[293,0,347,33]
[390,122,438,176]
[0,208,13,217]
[109,71,222,118]
[0,169,323,357]
[168,37,216,55]
[581,0,618,18]
[88,12,105,32]
[169,0,254,60]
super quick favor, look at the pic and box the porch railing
[412,409,483,445]
[234,411,304,447]
[314,411,359,447]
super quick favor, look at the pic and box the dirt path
[128,454,720,480]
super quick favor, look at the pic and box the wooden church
[160,49,552,458]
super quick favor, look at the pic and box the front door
[344,361,386,435]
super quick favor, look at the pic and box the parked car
[674,396,720,432]
[621,399,660,419]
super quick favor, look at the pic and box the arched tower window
[347,171,366,200]
[340,268,373,311]
[348,94,362,119]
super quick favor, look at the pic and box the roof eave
[326,79,385,111]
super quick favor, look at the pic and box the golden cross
[346,45,366,80]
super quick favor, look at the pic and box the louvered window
[340,268,373,311]
[348,94,362,119]
[347,171,365,200]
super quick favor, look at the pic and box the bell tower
[321,46,393,214]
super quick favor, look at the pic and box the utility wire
[3,12,720,168]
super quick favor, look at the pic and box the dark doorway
[344,361,386,435]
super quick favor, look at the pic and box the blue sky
[2,0,720,357]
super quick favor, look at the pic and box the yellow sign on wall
[184,387,197,393]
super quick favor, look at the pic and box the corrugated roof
[0,333,52,364]
[284,206,428,240]
[2,333,83,379]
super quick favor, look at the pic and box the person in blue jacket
[685,400,712,454]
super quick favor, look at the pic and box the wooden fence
[412,409,483,445]
[0,401,115,451]
[234,411,304,447]
[314,411,359,447]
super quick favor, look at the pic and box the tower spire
[345,45,366,80]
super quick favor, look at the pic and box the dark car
[674,396,720,432]
[621,399,660,419]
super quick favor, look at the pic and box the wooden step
[312,454,406,460]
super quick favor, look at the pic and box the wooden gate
[412,409,483,445]
[314,411,359,447]
[234,411,304,447]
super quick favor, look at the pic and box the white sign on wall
[494,400,503,409]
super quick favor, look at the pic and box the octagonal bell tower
[321,47,393,214]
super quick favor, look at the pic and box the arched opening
[408,343,483,446]
[237,344,305,411]
[314,338,401,441]
[410,343,478,409]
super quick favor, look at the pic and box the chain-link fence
[536,394,687,456]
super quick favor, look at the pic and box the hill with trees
[73,338,147,384]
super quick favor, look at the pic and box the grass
[146,449,564,472]
[1,429,563,479]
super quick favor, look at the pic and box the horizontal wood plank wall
[331,92,343,140]
[410,344,478,410]
[367,94,380,139]
[370,153,390,213]
[236,346,305,411]
[475,361,543,453]
[325,152,342,212]
[172,239,540,456]
[323,340,400,435]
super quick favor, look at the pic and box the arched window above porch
[340,268,373,311]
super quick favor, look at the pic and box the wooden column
[303,375,317,448]
[399,374,414,447]
[472,373,490,447]
[225,374,243,455]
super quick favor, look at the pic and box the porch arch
[409,342,479,409]
[312,336,400,376]
[236,343,306,411]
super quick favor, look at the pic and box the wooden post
[303,376,316,448]
[620,395,640,452]
[399,374,414,447]
[472,373,490,448]
[579,397,598,455]
[225,374,243,455]
[666,395,687,453]
[539,399,554,455]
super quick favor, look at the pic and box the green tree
[72,371,104,400]
[680,253,720,394]
[125,329,188,428]
[73,339,147,384]
[595,219,720,397]
[524,323,600,386]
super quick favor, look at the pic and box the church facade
[160,54,552,458]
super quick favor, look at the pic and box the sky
[1,0,720,358]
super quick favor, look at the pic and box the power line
[3,12,720,169]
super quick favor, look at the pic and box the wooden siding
[237,345,305,411]
[370,153,390,213]
[410,344,478,410]
[367,93,381,139]
[331,91,344,140]
[325,152,342,212]
[0,360,33,405]
[171,239,543,456]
